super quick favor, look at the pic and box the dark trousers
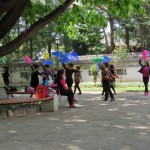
[4,80,9,86]
[102,83,116,95]
[102,80,114,100]
[60,89,74,105]
[143,77,149,92]
[110,85,116,94]
[66,79,73,89]
[74,83,81,94]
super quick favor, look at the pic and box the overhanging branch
[0,0,75,56]
[0,0,28,39]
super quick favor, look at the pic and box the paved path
[0,92,150,150]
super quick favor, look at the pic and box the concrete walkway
[0,91,150,150]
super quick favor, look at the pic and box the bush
[90,65,98,83]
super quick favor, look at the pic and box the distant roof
[78,52,142,63]
[0,52,144,67]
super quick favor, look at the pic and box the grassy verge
[0,83,144,92]
[81,87,144,92]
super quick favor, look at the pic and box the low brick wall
[0,103,41,119]
[0,96,56,120]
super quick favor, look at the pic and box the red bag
[36,85,46,98]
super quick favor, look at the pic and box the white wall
[0,66,143,85]
[81,67,143,82]
[121,67,142,82]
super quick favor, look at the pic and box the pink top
[142,67,149,77]
[60,77,67,90]
[50,84,58,88]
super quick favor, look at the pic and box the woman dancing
[139,57,150,96]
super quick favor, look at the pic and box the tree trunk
[103,28,109,48]
[109,16,115,52]
[29,39,33,59]
[140,23,143,49]
[0,0,21,15]
[48,42,51,58]
[125,26,130,51]
[0,0,28,39]
[0,0,75,56]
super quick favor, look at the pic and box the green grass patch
[0,82,145,92]
[81,87,144,92]
[81,87,143,92]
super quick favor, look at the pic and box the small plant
[90,64,99,83]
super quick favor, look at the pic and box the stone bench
[0,94,58,119]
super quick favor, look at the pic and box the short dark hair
[54,69,65,84]
[33,64,39,69]
[45,65,49,68]
[109,64,114,70]
[68,63,73,67]
[76,65,80,70]
[104,62,109,68]
[3,66,9,71]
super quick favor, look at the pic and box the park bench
[6,91,35,98]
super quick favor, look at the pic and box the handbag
[36,85,46,98]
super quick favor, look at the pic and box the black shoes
[102,99,115,102]
[78,93,82,95]
[110,99,115,102]
[102,99,107,101]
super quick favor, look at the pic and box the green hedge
[78,82,144,88]
[0,82,145,90]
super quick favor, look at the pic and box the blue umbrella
[101,56,111,64]
[43,60,54,66]
[65,52,79,63]
[52,51,64,58]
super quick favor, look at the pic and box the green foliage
[54,0,144,55]
[90,64,99,83]
[112,46,130,81]
[21,70,31,82]
[0,0,145,57]
[22,0,53,25]
[112,46,128,66]
[1,55,17,73]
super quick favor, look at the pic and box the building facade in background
[0,53,145,85]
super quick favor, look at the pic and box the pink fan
[24,55,32,64]
[142,50,148,61]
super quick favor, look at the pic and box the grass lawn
[81,87,144,92]
[0,84,145,92]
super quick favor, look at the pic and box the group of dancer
[54,62,119,107]
[2,61,118,107]
[2,63,83,108]
[2,56,149,108]
[100,56,150,100]
[29,63,83,109]
[98,62,118,102]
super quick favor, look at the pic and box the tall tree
[55,0,143,53]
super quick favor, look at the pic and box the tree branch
[0,0,75,56]
[0,0,21,16]
[98,5,113,19]
[0,0,28,39]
